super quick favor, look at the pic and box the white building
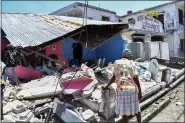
[50,2,118,22]
[119,0,184,57]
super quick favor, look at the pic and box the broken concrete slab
[61,76,96,95]
[81,109,95,122]
[78,98,100,113]
[3,100,25,115]
[16,76,63,99]
[30,117,43,122]
[3,114,16,122]
[34,98,52,107]
[13,104,25,114]
[3,87,17,99]
[16,110,34,122]
[53,102,86,122]
[91,88,102,100]
[99,86,116,120]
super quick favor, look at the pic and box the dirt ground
[149,82,184,122]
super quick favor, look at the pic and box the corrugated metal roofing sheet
[2,13,124,47]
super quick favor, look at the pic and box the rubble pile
[2,61,181,122]
[2,64,111,122]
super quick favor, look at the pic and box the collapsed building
[1,13,185,122]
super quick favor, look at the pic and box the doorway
[72,43,83,62]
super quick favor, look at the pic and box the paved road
[149,82,184,122]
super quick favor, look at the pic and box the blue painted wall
[61,33,125,64]
[95,33,125,64]
[62,38,96,61]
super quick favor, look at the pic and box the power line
[45,0,89,122]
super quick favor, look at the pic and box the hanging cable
[45,1,89,122]
[58,0,88,95]
[85,0,89,48]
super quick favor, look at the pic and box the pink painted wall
[9,65,44,80]
[1,37,10,52]
[45,41,68,65]
[45,42,61,56]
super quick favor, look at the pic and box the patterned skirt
[115,91,140,116]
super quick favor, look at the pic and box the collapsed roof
[2,13,128,50]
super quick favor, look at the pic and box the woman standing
[103,49,142,123]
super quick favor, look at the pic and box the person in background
[102,49,142,123]
[3,44,18,86]
[1,77,5,120]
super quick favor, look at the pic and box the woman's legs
[3,67,11,82]
[122,115,128,123]
[11,67,17,86]
[135,112,141,123]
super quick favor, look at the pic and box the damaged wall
[45,42,62,57]
[61,38,96,62]
[95,33,125,64]
[61,33,125,64]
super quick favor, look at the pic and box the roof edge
[49,2,116,15]
[119,0,183,18]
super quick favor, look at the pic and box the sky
[2,1,172,16]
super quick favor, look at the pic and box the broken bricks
[81,109,95,122]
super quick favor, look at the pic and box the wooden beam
[26,48,65,67]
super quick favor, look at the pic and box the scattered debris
[81,109,95,121]
[176,102,183,106]
[169,90,179,99]
[2,60,183,122]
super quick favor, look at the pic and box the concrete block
[81,109,95,121]
[136,42,144,59]
[3,105,13,115]
[151,42,160,58]
[144,42,160,60]
[159,42,169,60]
[16,111,34,122]
[53,103,86,122]
[30,117,43,122]
[91,88,102,100]
[12,101,25,114]
[34,98,52,107]
[3,114,16,122]
[19,110,32,119]
[78,99,100,113]
[3,100,24,115]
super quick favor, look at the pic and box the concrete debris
[99,85,116,120]
[91,88,102,100]
[176,102,183,106]
[2,61,182,122]
[16,76,62,99]
[53,102,86,122]
[30,117,43,122]
[169,90,179,99]
[17,110,34,122]
[81,109,95,121]
[143,71,152,81]
[3,87,17,99]
[12,102,25,114]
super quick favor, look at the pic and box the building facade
[44,34,125,66]
[119,0,184,57]
[50,2,118,22]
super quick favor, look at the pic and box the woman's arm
[103,75,115,89]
